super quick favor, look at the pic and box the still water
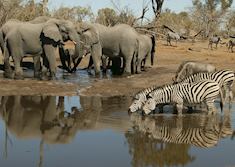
[0,95,234,167]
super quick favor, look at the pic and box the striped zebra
[131,114,233,148]
[143,80,221,115]
[177,70,234,102]
[129,85,159,113]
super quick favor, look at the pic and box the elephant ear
[42,23,63,42]
[83,29,99,45]
[80,24,99,45]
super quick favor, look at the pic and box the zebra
[174,61,216,82]
[129,85,159,113]
[228,39,235,53]
[176,70,234,103]
[208,36,221,50]
[143,80,221,115]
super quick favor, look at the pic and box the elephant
[76,23,139,75]
[3,18,80,79]
[0,16,53,78]
[135,34,156,73]
[58,45,85,73]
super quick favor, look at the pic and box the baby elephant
[59,46,82,73]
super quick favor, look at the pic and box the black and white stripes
[129,68,234,115]
[178,70,234,101]
[142,80,220,115]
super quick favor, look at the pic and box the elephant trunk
[58,45,72,73]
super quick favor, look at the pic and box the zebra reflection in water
[130,113,233,148]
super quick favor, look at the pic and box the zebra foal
[143,80,221,115]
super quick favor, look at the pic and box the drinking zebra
[143,80,221,115]
[176,70,234,102]
[129,85,159,113]
[129,70,234,114]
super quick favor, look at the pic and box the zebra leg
[206,100,217,115]
[224,85,230,103]
[159,104,164,113]
[176,103,183,116]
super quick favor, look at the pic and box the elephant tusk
[72,40,77,45]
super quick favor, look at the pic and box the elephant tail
[150,35,156,66]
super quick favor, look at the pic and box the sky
[44,0,194,14]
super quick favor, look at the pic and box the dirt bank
[0,39,234,97]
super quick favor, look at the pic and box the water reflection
[0,95,234,167]
[126,113,234,167]
[0,96,131,143]
[0,95,132,167]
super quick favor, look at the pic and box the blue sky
[45,0,193,14]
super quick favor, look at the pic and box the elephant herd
[0,16,156,79]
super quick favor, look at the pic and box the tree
[158,9,193,36]
[96,8,118,26]
[191,0,233,38]
[0,0,22,26]
[151,0,164,20]
[53,6,93,22]
[225,10,235,36]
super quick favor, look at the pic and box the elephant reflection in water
[126,113,233,167]
[0,96,79,144]
[0,95,106,144]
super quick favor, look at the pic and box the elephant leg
[43,44,57,79]
[111,57,122,75]
[3,45,13,78]
[101,55,107,73]
[12,55,23,79]
[124,56,132,75]
[33,55,41,78]
[141,58,146,71]
[91,44,102,75]
[136,57,142,74]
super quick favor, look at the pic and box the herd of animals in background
[0,16,156,79]
[0,16,235,116]
[0,16,234,79]
[129,61,235,115]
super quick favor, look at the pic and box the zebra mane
[134,83,176,99]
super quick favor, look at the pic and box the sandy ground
[0,39,234,97]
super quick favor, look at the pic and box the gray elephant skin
[0,17,52,77]
[136,34,156,73]
[1,18,80,79]
[76,23,139,75]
